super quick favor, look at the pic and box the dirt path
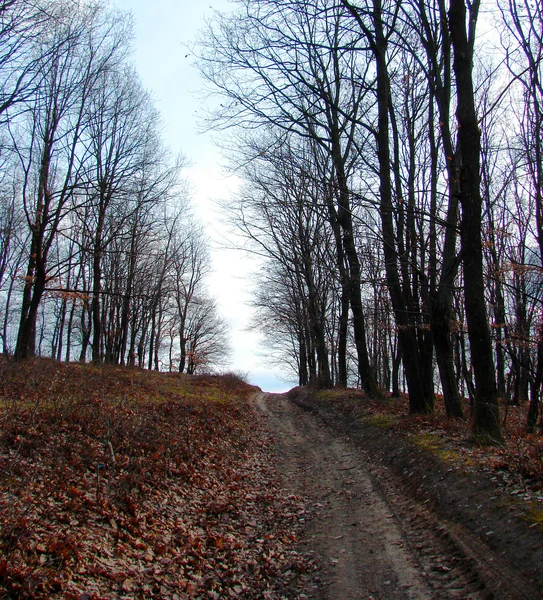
[254,392,543,600]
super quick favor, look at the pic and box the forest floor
[1,359,543,598]
[0,360,312,599]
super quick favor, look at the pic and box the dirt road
[254,391,543,600]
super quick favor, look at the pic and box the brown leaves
[0,360,310,598]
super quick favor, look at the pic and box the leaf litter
[0,359,315,599]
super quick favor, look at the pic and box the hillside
[0,360,311,599]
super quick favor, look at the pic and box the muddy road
[254,392,543,600]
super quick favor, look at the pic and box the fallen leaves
[0,359,312,598]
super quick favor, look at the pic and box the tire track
[255,391,542,599]
[256,392,434,599]
[291,392,543,599]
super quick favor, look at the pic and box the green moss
[471,430,506,447]
[314,388,366,402]
[363,414,400,429]
[496,497,543,532]
[523,504,543,531]
[410,432,462,463]
[315,389,340,401]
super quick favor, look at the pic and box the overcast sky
[110,0,294,392]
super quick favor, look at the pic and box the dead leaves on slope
[0,360,312,599]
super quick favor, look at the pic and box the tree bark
[373,0,431,413]
[331,144,378,395]
[14,138,52,360]
[449,0,503,443]
[325,191,351,388]
[432,292,465,417]
[298,330,309,386]
[527,324,543,431]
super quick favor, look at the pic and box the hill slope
[0,360,311,599]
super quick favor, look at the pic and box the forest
[0,0,229,376]
[2,1,543,597]
[1,0,543,446]
[194,0,543,444]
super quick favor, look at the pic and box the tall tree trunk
[337,280,350,387]
[298,329,309,386]
[55,298,67,361]
[449,0,503,443]
[342,0,430,409]
[148,311,156,371]
[433,292,465,417]
[325,193,351,388]
[333,168,378,395]
[414,0,464,417]
[14,270,44,360]
[374,0,431,413]
[14,124,54,361]
[431,166,464,418]
[128,315,139,366]
[91,212,104,363]
[65,296,77,362]
[306,324,317,382]
[15,234,47,360]
[528,322,543,431]
[391,343,401,398]
[15,222,45,360]
[2,263,19,354]
[119,220,139,365]
[179,321,187,373]
[304,265,332,388]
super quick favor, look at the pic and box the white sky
[111,0,294,392]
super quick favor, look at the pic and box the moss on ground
[363,414,401,430]
[409,432,463,463]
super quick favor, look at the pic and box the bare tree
[229,134,336,386]
[196,0,378,393]
[0,0,57,118]
[341,0,437,413]
[448,0,503,442]
[399,0,465,418]
[183,295,230,374]
[12,3,130,359]
[499,0,543,430]
[0,162,27,352]
[169,222,210,374]
[82,66,165,363]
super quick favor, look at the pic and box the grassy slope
[0,360,310,599]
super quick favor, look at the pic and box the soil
[254,390,543,599]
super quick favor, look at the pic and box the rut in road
[255,391,540,600]
[256,391,433,600]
